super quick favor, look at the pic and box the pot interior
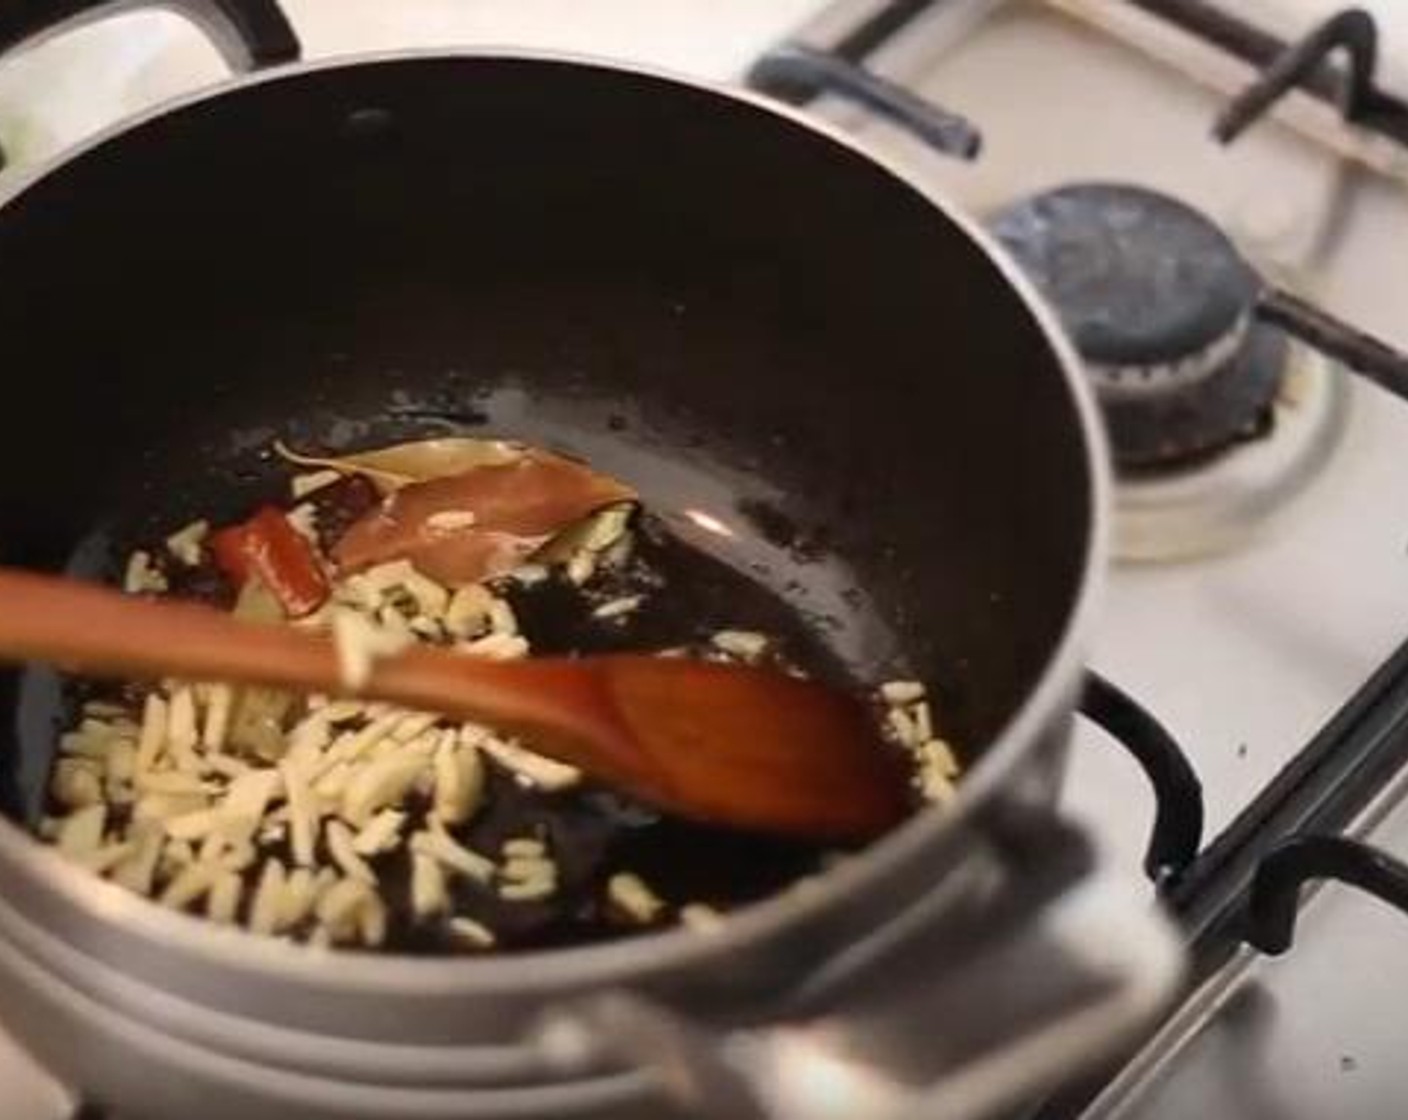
[0,56,1095,952]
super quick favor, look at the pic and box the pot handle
[534,816,1182,1120]
[0,0,298,73]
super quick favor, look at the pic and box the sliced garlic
[315,877,372,942]
[501,855,555,880]
[498,871,556,902]
[286,503,319,544]
[351,809,404,856]
[400,566,450,619]
[680,903,725,932]
[79,716,135,743]
[165,520,209,567]
[358,559,449,619]
[710,630,768,662]
[390,710,439,744]
[425,510,478,532]
[50,760,102,809]
[201,684,234,752]
[582,505,633,553]
[326,820,376,884]
[159,838,195,875]
[592,595,643,620]
[58,731,112,759]
[136,770,210,797]
[880,680,925,705]
[337,711,402,763]
[70,841,136,875]
[249,858,288,936]
[279,759,320,868]
[330,608,413,691]
[455,633,529,661]
[444,584,493,638]
[221,769,283,845]
[123,550,167,594]
[207,872,242,924]
[917,737,958,776]
[915,739,960,803]
[291,468,342,499]
[477,736,580,791]
[368,726,437,765]
[358,892,388,947]
[203,753,249,781]
[565,550,596,586]
[410,851,449,918]
[56,804,106,857]
[163,807,232,843]
[136,693,169,773]
[284,709,335,769]
[447,916,496,949]
[313,761,353,804]
[257,819,288,846]
[885,706,919,749]
[111,823,164,896]
[487,598,518,637]
[433,732,485,825]
[280,867,321,929]
[159,861,222,910]
[224,768,283,816]
[82,700,129,719]
[104,741,137,783]
[133,791,210,824]
[410,822,494,883]
[197,830,227,865]
[322,699,369,725]
[497,841,558,903]
[600,531,634,570]
[219,839,257,873]
[508,563,549,587]
[607,872,664,925]
[340,751,426,827]
[910,701,933,744]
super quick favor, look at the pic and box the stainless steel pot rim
[0,898,651,1109]
[0,47,1111,992]
[0,882,641,1088]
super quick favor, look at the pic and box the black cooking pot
[0,4,1179,1119]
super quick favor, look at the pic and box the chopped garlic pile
[39,503,647,951]
[37,467,964,953]
[45,666,580,947]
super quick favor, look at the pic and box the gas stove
[3,1,1408,1118]
[745,1,1408,1117]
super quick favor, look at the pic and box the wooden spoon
[0,568,910,840]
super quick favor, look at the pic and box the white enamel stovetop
[2,2,1408,1118]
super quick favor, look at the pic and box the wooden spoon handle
[0,567,346,692]
[0,567,629,765]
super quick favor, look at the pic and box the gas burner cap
[991,183,1284,468]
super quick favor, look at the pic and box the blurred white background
[1,0,1402,171]
[0,0,825,167]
